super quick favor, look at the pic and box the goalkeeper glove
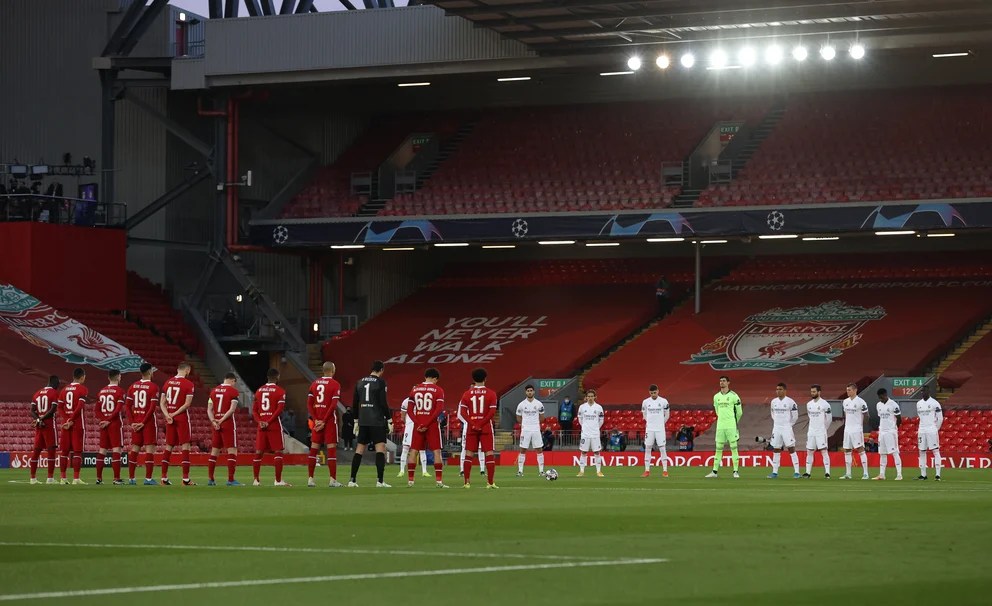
[353,420,360,436]
[387,419,394,433]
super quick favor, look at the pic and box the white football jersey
[770,396,799,428]
[806,399,831,436]
[577,402,604,438]
[842,397,868,433]
[876,400,901,432]
[515,399,545,433]
[641,396,670,432]
[916,398,943,431]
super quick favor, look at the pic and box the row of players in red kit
[27,362,291,487]
[402,367,500,489]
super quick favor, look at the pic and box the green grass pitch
[1,465,989,605]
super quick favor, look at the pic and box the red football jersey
[307,377,341,424]
[407,383,445,428]
[209,384,240,420]
[126,380,160,424]
[253,383,286,424]
[58,383,88,422]
[31,387,59,422]
[162,376,195,417]
[95,385,126,423]
[458,386,497,427]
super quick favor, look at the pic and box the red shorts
[256,425,285,452]
[33,425,58,451]
[310,421,338,446]
[130,418,158,448]
[410,423,442,452]
[59,423,84,453]
[99,421,124,450]
[211,420,238,450]
[164,413,192,446]
[464,424,495,453]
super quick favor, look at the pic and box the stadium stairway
[924,314,992,402]
[938,318,992,406]
[414,117,480,191]
[726,103,788,180]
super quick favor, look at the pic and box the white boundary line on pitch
[0,541,602,561]
[0,558,667,602]
[507,486,992,494]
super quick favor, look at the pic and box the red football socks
[485,455,496,485]
[463,456,473,483]
[274,456,283,483]
[207,456,217,482]
[227,455,237,482]
[327,454,337,481]
[111,452,121,481]
[407,461,416,482]
[181,449,191,481]
[434,462,444,483]
[96,456,104,482]
[252,457,262,482]
[307,448,319,478]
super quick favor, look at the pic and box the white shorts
[918,430,940,451]
[878,430,899,455]
[843,431,865,450]
[519,430,542,449]
[806,433,827,451]
[644,430,667,450]
[402,423,415,448]
[770,427,796,449]
[579,436,602,452]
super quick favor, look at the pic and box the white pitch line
[0,558,667,602]
[0,541,600,562]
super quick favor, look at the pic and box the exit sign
[891,377,926,397]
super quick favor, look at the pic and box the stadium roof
[424,0,992,56]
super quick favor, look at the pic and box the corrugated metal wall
[203,6,533,77]
[116,87,169,285]
[349,250,440,322]
[242,251,311,329]
[0,0,108,166]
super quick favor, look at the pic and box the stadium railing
[0,194,126,227]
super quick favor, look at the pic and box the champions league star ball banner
[251,200,991,247]
[496,451,992,469]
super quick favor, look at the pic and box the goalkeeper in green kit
[705,376,743,479]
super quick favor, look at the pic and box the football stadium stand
[283,99,767,219]
[323,257,713,405]
[281,114,463,218]
[697,86,992,207]
[583,254,992,405]
[941,327,992,406]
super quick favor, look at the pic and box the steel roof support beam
[261,0,276,15]
[470,0,910,28]
[503,0,984,40]
[295,0,315,14]
[279,0,297,14]
[102,0,148,55]
[245,0,263,17]
[124,169,211,231]
[118,0,170,55]
[225,0,240,18]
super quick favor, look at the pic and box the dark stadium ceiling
[424,0,992,56]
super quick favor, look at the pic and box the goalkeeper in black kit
[348,360,393,488]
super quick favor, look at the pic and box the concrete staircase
[416,118,478,190]
[924,316,992,402]
[186,354,218,391]
[307,343,323,375]
[728,105,786,178]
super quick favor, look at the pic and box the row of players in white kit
[769,383,944,481]
[395,382,945,480]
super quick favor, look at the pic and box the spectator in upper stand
[558,396,575,433]
[281,408,297,438]
[222,309,238,336]
[655,275,672,317]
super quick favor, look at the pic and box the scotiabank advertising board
[1,452,310,469]
[496,451,992,469]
